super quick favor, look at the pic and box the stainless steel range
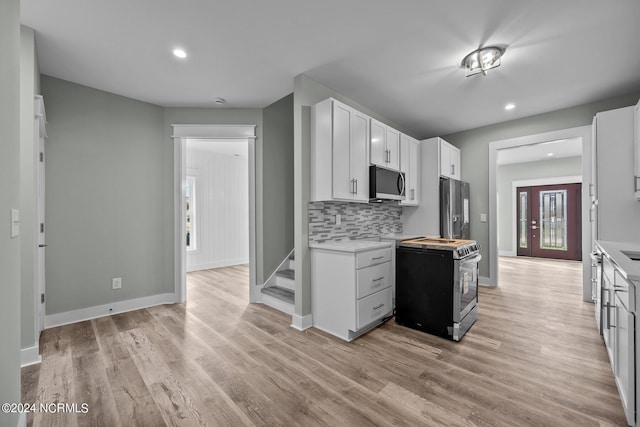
[395,237,481,341]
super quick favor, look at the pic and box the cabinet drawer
[614,270,635,312]
[356,287,392,329]
[356,248,391,269]
[356,261,391,298]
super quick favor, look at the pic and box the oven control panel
[456,243,481,259]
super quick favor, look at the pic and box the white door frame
[35,95,47,337]
[172,124,257,303]
[488,125,593,301]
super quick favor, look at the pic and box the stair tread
[276,269,295,280]
[261,286,294,304]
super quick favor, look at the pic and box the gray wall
[497,156,582,253]
[293,73,416,318]
[0,0,22,425]
[42,76,167,314]
[262,94,294,278]
[20,25,40,352]
[443,92,640,278]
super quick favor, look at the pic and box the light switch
[480,213,487,223]
[11,209,20,238]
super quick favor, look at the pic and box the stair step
[261,285,294,305]
[277,269,295,280]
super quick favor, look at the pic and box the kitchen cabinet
[370,118,400,171]
[439,138,461,180]
[399,134,420,206]
[311,98,370,202]
[596,241,639,427]
[635,98,640,200]
[311,242,393,342]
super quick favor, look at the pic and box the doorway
[172,124,257,304]
[516,183,582,260]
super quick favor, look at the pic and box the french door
[516,183,582,261]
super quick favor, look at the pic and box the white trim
[291,313,313,331]
[488,125,592,298]
[18,412,26,427]
[187,258,249,273]
[44,293,175,329]
[261,294,294,316]
[479,275,495,287]
[172,124,257,139]
[172,124,257,306]
[20,345,41,367]
[510,175,582,258]
[263,249,295,289]
[499,250,516,257]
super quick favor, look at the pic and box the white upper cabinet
[635,98,640,200]
[370,118,400,171]
[311,98,370,203]
[439,138,461,180]
[400,134,420,206]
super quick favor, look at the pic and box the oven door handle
[461,254,482,264]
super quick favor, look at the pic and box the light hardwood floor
[22,257,627,426]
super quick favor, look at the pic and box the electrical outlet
[480,213,487,223]
[112,277,122,289]
[336,214,341,225]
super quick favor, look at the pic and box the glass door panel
[539,189,567,250]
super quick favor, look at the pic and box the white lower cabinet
[311,243,393,342]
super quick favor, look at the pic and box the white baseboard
[45,293,176,329]
[18,412,26,427]
[187,258,249,272]
[498,250,516,257]
[479,275,496,287]
[291,313,313,331]
[261,294,294,316]
[21,344,41,367]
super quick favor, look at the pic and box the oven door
[453,254,481,322]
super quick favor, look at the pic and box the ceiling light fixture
[461,45,505,77]
[547,153,555,157]
[172,48,187,59]
[505,103,516,110]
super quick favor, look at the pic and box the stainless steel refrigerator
[440,177,470,239]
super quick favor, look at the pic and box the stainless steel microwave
[369,165,405,201]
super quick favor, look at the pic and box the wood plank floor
[22,257,627,426]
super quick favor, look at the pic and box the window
[539,189,567,250]
[186,176,196,251]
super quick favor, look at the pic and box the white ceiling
[21,1,640,137]
[496,138,582,165]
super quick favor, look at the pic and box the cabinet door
[409,140,420,204]
[614,293,635,426]
[440,139,452,178]
[332,102,353,200]
[635,100,640,199]
[370,118,387,167]
[351,110,370,201]
[450,146,461,180]
[386,127,400,170]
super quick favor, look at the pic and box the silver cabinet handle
[372,277,385,282]
[373,303,385,310]
[354,178,358,195]
[371,255,385,261]
[411,188,415,200]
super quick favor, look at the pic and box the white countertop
[596,240,640,282]
[309,240,393,253]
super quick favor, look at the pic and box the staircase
[260,251,295,315]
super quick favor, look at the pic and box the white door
[332,102,353,200]
[351,110,370,201]
[36,121,46,333]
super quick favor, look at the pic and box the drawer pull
[373,303,385,310]
[372,277,385,282]
[371,256,385,261]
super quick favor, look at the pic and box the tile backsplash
[308,201,402,244]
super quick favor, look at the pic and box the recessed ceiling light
[172,48,187,59]
[505,103,516,110]
[547,152,555,157]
